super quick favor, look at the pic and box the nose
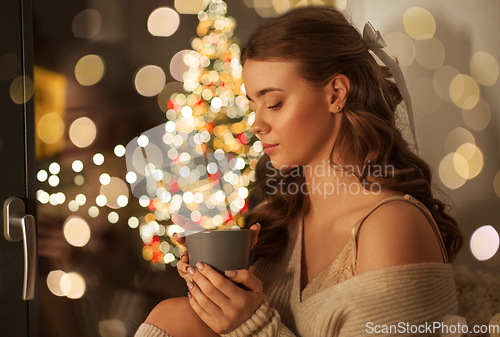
[250,110,269,136]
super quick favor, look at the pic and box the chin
[265,155,302,173]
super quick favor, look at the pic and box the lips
[262,142,279,155]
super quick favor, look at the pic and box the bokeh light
[131,143,164,175]
[164,253,175,264]
[75,175,85,186]
[100,177,129,209]
[49,162,60,174]
[72,160,84,172]
[332,0,347,11]
[75,194,87,206]
[63,216,91,247]
[69,117,97,148]
[433,66,460,102]
[439,153,467,190]
[139,196,150,207]
[48,175,60,187]
[99,173,111,185]
[47,270,67,296]
[72,9,102,39]
[454,143,483,180]
[96,195,107,207]
[128,217,139,228]
[383,32,416,67]
[147,7,180,37]
[158,82,185,112]
[272,0,291,14]
[117,195,128,207]
[444,127,475,154]
[449,74,480,110]
[88,206,99,218]
[93,153,104,165]
[38,112,65,145]
[114,144,126,157]
[174,0,209,14]
[491,314,500,337]
[494,171,500,199]
[470,51,499,86]
[60,272,86,299]
[253,0,277,18]
[403,7,436,40]
[137,135,149,147]
[170,50,191,82]
[125,171,137,184]
[461,97,491,131]
[74,55,105,86]
[108,212,119,224]
[134,65,166,97]
[295,0,324,8]
[68,200,79,212]
[10,75,34,104]
[37,170,48,182]
[414,37,445,69]
[470,225,500,261]
[49,193,65,206]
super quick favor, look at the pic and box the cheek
[284,99,329,135]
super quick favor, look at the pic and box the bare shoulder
[355,199,444,275]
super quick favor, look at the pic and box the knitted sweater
[135,194,458,336]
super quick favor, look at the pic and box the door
[0,0,38,335]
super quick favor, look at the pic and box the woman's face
[242,60,341,170]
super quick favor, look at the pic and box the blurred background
[1,0,499,336]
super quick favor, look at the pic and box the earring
[336,106,341,110]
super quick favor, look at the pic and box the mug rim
[185,228,252,237]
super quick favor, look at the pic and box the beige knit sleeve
[134,323,174,337]
[220,294,297,337]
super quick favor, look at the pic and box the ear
[327,74,350,113]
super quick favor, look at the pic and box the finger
[180,249,189,262]
[188,292,222,328]
[224,269,262,293]
[177,259,190,273]
[172,233,186,246]
[176,258,193,281]
[188,275,225,315]
[249,223,260,249]
[192,262,232,306]
[187,292,211,325]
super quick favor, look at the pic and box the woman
[136,6,463,337]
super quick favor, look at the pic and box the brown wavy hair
[241,6,463,263]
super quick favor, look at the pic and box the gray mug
[185,229,254,276]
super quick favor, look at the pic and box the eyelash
[267,103,281,110]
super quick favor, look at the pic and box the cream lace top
[299,193,448,301]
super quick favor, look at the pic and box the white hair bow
[363,22,418,155]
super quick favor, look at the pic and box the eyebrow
[246,87,283,101]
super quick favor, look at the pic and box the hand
[186,223,262,334]
[172,232,193,283]
[174,223,260,284]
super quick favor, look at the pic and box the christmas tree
[128,0,261,268]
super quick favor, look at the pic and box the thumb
[249,223,260,250]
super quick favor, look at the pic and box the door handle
[3,197,37,300]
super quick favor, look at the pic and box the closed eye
[267,103,281,110]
